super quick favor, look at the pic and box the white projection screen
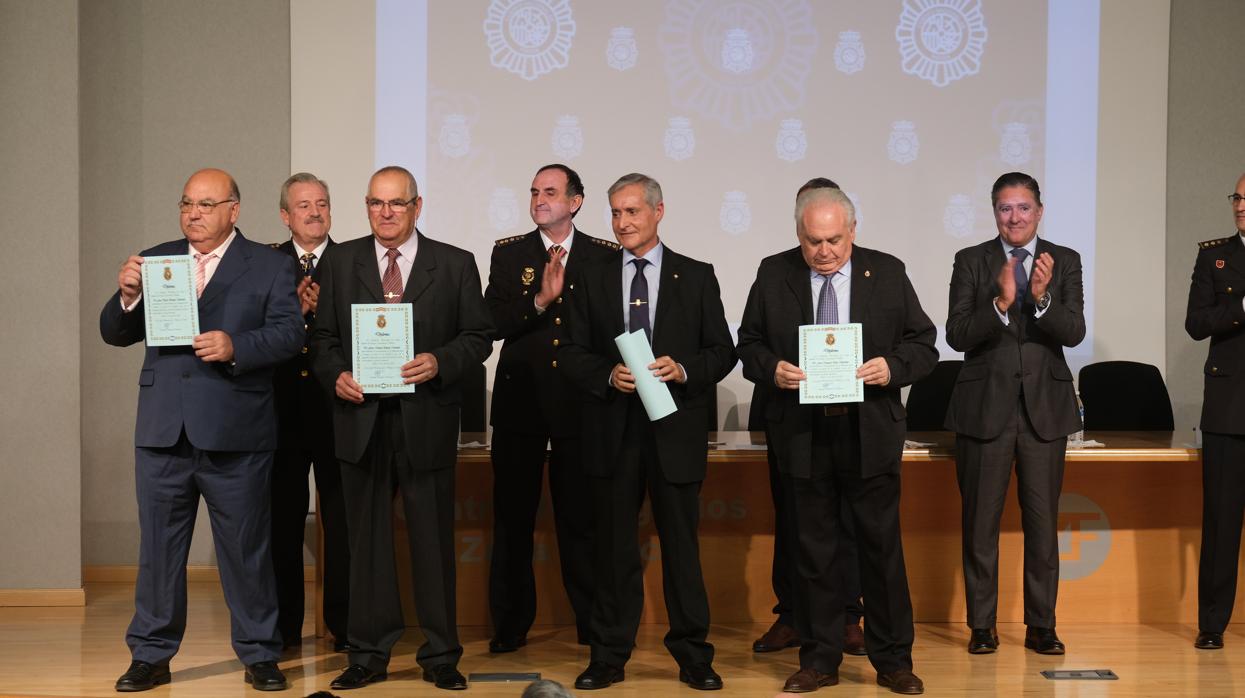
[290,0,1170,428]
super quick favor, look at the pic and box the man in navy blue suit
[101,168,304,692]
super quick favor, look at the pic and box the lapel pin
[673,273,679,279]
[1217,260,1226,269]
[864,270,871,277]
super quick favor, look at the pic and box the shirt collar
[539,228,575,253]
[293,237,329,260]
[190,228,237,258]
[999,234,1038,258]
[622,241,664,268]
[374,230,419,265]
[808,258,851,280]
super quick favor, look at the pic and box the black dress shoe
[752,621,800,652]
[968,627,999,654]
[1024,627,1065,655]
[575,661,625,690]
[331,664,387,690]
[877,669,925,695]
[844,622,867,656]
[488,636,528,653]
[1195,631,1225,650]
[244,661,288,691]
[679,663,723,690]
[423,664,467,690]
[115,660,170,692]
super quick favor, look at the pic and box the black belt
[822,405,849,417]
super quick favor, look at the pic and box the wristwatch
[1036,292,1051,311]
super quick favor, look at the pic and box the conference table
[318,430,1220,634]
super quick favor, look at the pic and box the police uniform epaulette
[1199,236,1236,250]
[589,237,621,251]
[494,234,527,247]
[269,242,282,249]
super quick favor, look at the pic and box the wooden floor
[0,582,1241,697]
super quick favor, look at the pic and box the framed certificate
[141,255,200,346]
[351,303,415,394]
[798,323,864,404]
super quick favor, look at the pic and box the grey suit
[945,236,1085,630]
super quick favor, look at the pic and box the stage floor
[0,582,1239,697]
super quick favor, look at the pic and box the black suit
[308,231,493,673]
[1185,233,1245,633]
[737,246,936,675]
[559,243,736,669]
[945,236,1085,630]
[269,238,350,646]
[484,229,618,644]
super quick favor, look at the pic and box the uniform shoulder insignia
[589,237,621,250]
[1198,236,1235,249]
[269,242,282,249]
[494,234,525,247]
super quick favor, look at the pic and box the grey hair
[607,173,663,209]
[279,172,330,211]
[521,679,576,698]
[795,186,855,234]
[371,165,420,200]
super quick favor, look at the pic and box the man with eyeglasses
[309,166,493,691]
[101,168,304,692]
[484,164,618,654]
[1185,174,1245,651]
[267,173,351,654]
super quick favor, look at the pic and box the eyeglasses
[366,198,416,213]
[1229,194,1245,205]
[178,198,236,214]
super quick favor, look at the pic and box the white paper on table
[614,329,678,421]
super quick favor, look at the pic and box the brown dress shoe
[782,667,838,693]
[844,621,866,656]
[753,621,800,652]
[877,669,924,695]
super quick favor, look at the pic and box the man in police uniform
[485,164,619,652]
[1186,172,1245,650]
[268,173,350,651]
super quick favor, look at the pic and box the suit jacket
[944,236,1085,440]
[737,246,937,479]
[308,231,494,469]
[272,238,335,452]
[100,229,305,452]
[1185,233,1245,435]
[485,228,619,437]
[558,244,736,484]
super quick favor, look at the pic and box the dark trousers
[588,401,713,669]
[766,436,864,629]
[339,400,461,672]
[955,397,1066,629]
[1199,431,1245,632]
[786,410,914,675]
[270,440,350,643]
[127,431,281,666]
[488,429,594,642]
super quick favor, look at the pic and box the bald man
[102,169,304,691]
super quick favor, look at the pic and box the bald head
[180,168,240,253]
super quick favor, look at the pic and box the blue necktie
[816,274,839,324]
[1010,247,1030,300]
[629,258,651,341]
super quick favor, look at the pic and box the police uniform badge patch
[521,267,535,285]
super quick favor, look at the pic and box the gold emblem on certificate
[825,332,836,346]
[521,267,535,285]
[376,314,387,329]
[163,267,173,281]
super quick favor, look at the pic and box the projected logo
[664,117,696,161]
[943,194,975,238]
[775,118,807,162]
[659,0,818,131]
[438,114,472,159]
[887,121,920,164]
[720,191,752,235]
[607,27,638,71]
[999,122,1032,166]
[487,188,522,232]
[895,0,988,88]
[834,31,866,74]
[551,115,583,159]
[483,0,576,81]
[1057,493,1112,581]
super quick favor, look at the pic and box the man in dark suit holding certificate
[309,166,493,691]
[737,186,936,695]
[559,173,736,691]
[102,168,304,692]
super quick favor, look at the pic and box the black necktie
[629,258,651,342]
[300,252,316,277]
[1010,247,1030,300]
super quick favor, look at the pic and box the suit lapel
[784,250,814,325]
[563,229,587,279]
[199,231,249,308]
[403,231,435,304]
[605,251,625,337]
[1223,235,1245,276]
[652,246,681,344]
[848,246,873,324]
[353,239,384,303]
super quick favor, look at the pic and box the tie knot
[301,252,315,263]
[194,252,216,263]
[631,258,649,271]
[1010,247,1030,261]
[385,248,401,261]
[549,244,564,257]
